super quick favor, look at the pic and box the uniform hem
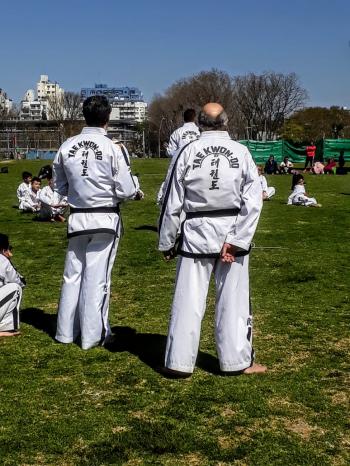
[81,340,101,350]
[166,362,194,373]
[55,335,74,344]
[220,360,253,372]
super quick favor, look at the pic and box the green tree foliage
[281,106,350,142]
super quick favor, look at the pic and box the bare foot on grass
[243,363,267,374]
[0,331,21,337]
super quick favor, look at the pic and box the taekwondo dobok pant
[0,283,22,332]
[56,226,120,350]
[165,254,253,373]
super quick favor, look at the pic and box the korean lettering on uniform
[192,145,240,191]
[68,140,103,177]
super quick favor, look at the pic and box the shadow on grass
[106,325,221,375]
[20,307,57,338]
[134,225,158,232]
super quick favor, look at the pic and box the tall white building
[20,89,43,120]
[20,75,65,120]
[110,101,147,122]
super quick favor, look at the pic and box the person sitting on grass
[39,176,68,222]
[312,161,324,175]
[16,171,32,207]
[264,154,278,174]
[287,174,321,207]
[19,177,41,212]
[324,158,337,175]
[279,156,293,174]
[0,233,26,337]
[257,165,275,200]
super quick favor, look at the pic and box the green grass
[0,160,349,465]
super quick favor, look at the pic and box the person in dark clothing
[264,155,278,175]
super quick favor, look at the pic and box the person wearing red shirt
[304,141,316,171]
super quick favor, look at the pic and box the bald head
[202,103,224,118]
[198,102,228,131]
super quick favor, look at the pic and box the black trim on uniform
[119,144,130,167]
[70,206,120,214]
[186,208,240,219]
[0,290,17,309]
[67,228,116,239]
[178,248,250,259]
[99,216,121,345]
[158,140,196,235]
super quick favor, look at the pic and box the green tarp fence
[239,139,350,163]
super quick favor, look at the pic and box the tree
[281,106,350,142]
[48,91,82,121]
[148,69,238,154]
[233,72,308,140]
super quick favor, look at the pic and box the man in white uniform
[0,234,25,337]
[158,103,266,377]
[39,177,68,222]
[53,96,141,350]
[157,109,200,206]
[166,109,200,157]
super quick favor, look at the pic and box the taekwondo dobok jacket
[39,186,67,217]
[159,131,262,257]
[19,188,41,211]
[0,255,25,289]
[17,182,31,204]
[166,122,200,157]
[53,127,138,238]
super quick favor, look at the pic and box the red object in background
[306,145,316,157]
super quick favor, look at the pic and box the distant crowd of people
[17,168,67,222]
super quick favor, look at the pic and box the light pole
[158,116,165,158]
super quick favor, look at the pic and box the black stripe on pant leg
[0,290,16,308]
[12,290,20,330]
[99,219,120,344]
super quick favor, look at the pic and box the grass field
[0,159,349,466]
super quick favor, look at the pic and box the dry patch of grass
[283,418,325,440]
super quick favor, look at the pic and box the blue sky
[1,0,349,107]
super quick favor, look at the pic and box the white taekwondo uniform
[38,185,68,219]
[0,255,25,332]
[19,187,41,212]
[53,127,138,350]
[158,123,200,206]
[259,174,275,199]
[17,182,31,207]
[287,184,317,206]
[166,122,200,158]
[158,131,262,373]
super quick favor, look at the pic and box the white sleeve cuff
[224,236,250,252]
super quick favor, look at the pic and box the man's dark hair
[0,233,10,251]
[183,109,196,123]
[83,96,112,127]
[22,171,32,180]
[31,176,41,184]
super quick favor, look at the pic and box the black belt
[186,208,240,219]
[70,205,120,214]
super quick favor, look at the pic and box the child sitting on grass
[287,174,321,207]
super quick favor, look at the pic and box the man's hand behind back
[220,243,238,263]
